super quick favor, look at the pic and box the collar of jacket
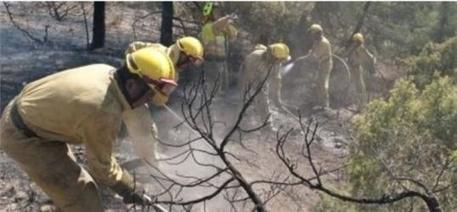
[112,70,133,111]
[167,44,180,66]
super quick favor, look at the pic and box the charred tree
[160,2,173,46]
[90,1,105,50]
[343,2,371,49]
[433,2,451,43]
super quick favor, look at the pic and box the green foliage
[232,2,314,42]
[309,2,457,59]
[315,77,457,211]
[406,37,457,88]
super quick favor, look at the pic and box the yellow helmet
[126,47,176,84]
[353,33,364,43]
[268,43,290,60]
[176,37,204,60]
[309,24,323,33]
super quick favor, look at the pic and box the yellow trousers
[315,59,333,108]
[350,65,368,109]
[0,100,104,212]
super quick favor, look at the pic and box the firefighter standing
[304,24,333,110]
[346,32,376,110]
[200,2,238,95]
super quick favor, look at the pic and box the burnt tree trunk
[344,2,371,48]
[160,2,173,46]
[90,1,105,50]
[434,2,451,43]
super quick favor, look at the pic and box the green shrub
[315,77,457,211]
[406,37,457,88]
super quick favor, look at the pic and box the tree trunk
[90,1,105,50]
[344,2,371,49]
[434,2,450,43]
[160,2,173,46]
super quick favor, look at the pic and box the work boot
[312,106,335,118]
[322,107,336,118]
[312,105,325,112]
[40,204,59,212]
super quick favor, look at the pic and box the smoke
[281,61,296,77]
[119,96,243,211]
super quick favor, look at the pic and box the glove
[122,190,170,212]
[151,90,170,106]
[122,189,154,205]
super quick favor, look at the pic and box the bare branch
[3,2,44,44]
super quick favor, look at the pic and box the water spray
[163,104,196,133]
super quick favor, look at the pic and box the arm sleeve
[122,105,158,166]
[362,48,376,73]
[226,24,238,40]
[325,42,333,58]
[83,112,135,195]
[212,15,232,33]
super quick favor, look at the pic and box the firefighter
[0,47,175,212]
[123,37,204,159]
[200,2,238,95]
[304,24,333,110]
[346,32,376,110]
[240,43,290,128]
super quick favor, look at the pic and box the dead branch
[275,117,443,212]
[3,2,44,44]
[131,10,161,40]
[45,2,78,21]
[80,3,90,49]
[137,64,278,211]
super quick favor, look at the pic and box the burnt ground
[0,2,403,212]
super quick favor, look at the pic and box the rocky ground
[0,2,399,212]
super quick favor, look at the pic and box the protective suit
[240,44,288,125]
[306,36,333,108]
[201,15,238,94]
[347,44,375,109]
[124,42,174,167]
[0,64,135,211]
[123,38,204,168]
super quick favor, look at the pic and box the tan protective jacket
[16,64,134,190]
[348,45,375,73]
[240,47,282,108]
[308,36,332,64]
[201,16,238,58]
